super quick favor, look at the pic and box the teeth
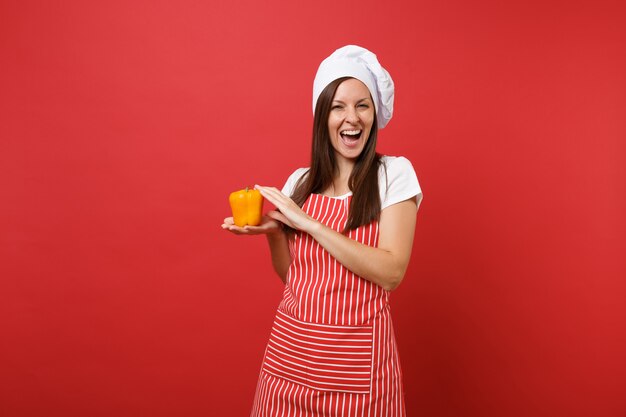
[341,130,361,135]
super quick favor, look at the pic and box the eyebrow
[332,98,372,104]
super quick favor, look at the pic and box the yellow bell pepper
[229,187,264,227]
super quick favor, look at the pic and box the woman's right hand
[221,213,283,235]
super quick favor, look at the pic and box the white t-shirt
[281,156,423,211]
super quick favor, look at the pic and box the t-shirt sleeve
[281,167,309,197]
[379,156,423,211]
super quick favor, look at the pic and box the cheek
[327,118,342,135]
[367,110,375,126]
[361,110,375,128]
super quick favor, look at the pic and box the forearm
[306,222,408,291]
[266,230,291,283]
[304,199,417,291]
[254,186,417,290]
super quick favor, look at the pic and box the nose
[345,106,359,123]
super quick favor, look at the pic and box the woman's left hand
[254,185,317,233]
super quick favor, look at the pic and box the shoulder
[281,167,309,197]
[379,155,414,174]
[285,167,309,183]
[378,155,417,185]
[378,155,423,210]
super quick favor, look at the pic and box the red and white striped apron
[251,194,406,417]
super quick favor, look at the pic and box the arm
[257,185,418,291]
[222,168,309,282]
[308,199,417,290]
[222,215,292,283]
[265,228,291,283]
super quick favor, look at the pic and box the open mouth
[340,129,362,145]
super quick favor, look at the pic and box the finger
[255,185,286,202]
[266,210,294,229]
[254,186,278,206]
[239,222,273,235]
[256,186,294,212]
[224,224,250,234]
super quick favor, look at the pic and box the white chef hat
[313,45,395,129]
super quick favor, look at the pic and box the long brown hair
[290,77,383,233]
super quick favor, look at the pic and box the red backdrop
[1,1,625,416]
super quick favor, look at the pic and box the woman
[223,45,422,417]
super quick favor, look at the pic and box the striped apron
[251,194,406,417]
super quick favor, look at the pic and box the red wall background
[1,1,625,416]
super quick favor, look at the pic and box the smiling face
[327,78,375,167]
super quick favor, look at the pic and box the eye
[331,105,343,110]
[358,104,369,109]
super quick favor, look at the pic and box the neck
[330,160,354,196]
[335,157,355,180]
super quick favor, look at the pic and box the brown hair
[290,77,383,233]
